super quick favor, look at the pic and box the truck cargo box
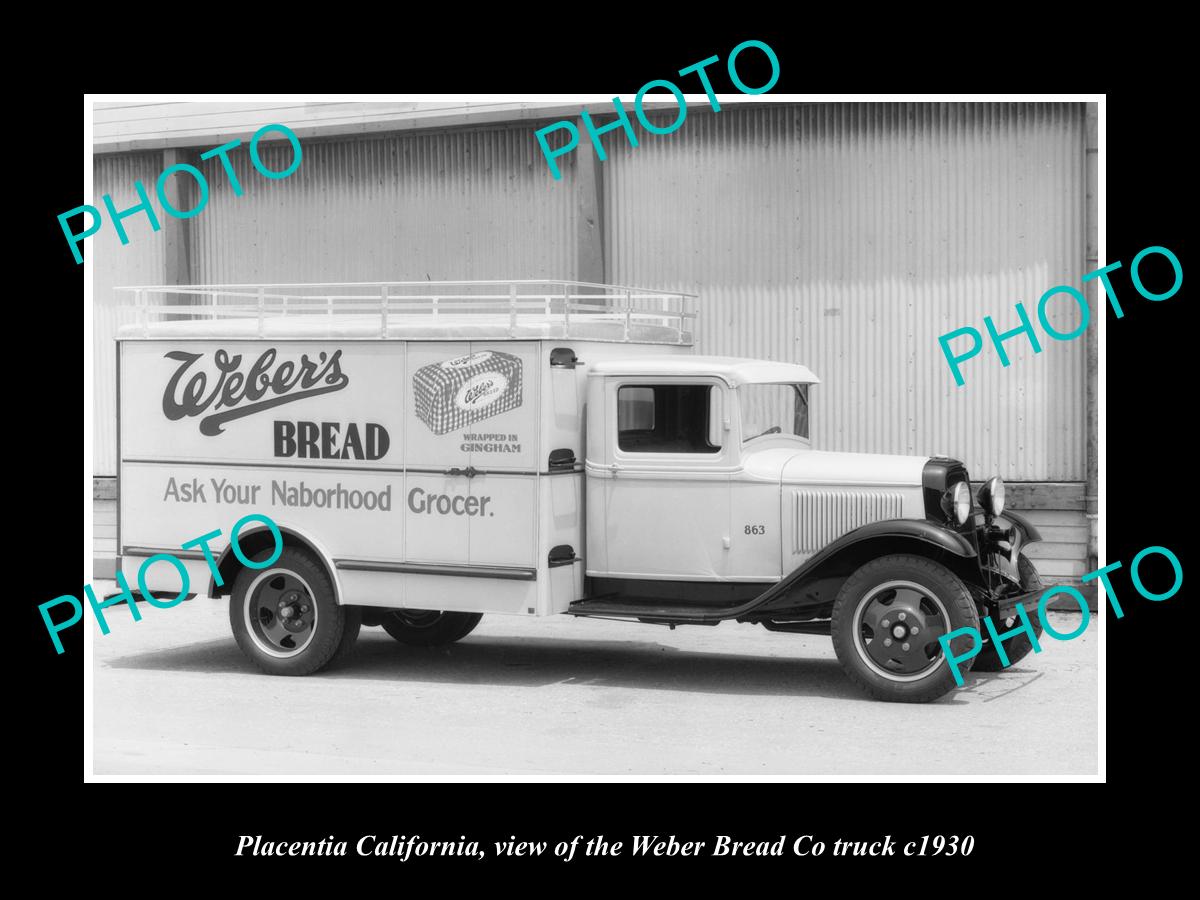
[116,280,696,617]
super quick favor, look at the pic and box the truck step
[568,597,740,624]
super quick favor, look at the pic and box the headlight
[941,480,972,525]
[979,475,1005,517]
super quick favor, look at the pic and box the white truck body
[114,280,1042,703]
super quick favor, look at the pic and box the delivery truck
[116,280,1045,702]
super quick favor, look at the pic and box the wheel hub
[246,571,318,657]
[853,581,951,682]
[275,590,310,633]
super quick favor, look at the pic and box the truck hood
[744,447,929,488]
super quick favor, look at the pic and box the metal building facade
[191,127,580,285]
[605,102,1086,482]
[93,152,166,476]
[91,101,1091,581]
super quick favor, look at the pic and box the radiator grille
[791,489,904,554]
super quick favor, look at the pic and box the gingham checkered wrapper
[413,351,523,435]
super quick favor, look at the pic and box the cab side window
[617,384,721,453]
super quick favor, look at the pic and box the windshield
[738,383,810,443]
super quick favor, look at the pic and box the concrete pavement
[90,588,1099,778]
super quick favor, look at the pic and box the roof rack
[113,280,698,345]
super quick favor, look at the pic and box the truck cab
[585,357,823,582]
[571,354,1048,702]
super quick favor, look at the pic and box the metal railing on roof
[113,280,698,344]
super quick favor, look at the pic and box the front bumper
[974,510,1045,620]
[989,585,1042,622]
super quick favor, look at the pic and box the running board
[760,619,832,635]
[570,562,840,626]
[568,597,738,625]
[568,597,833,632]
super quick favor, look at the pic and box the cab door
[590,377,733,579]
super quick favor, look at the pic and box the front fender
[803,518,978,570]
[994,510,1042,545]
[747,518,977,617]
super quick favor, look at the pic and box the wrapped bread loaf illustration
[413,351,523,434]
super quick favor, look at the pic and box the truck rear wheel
[831,554,980,703]
[380,610,482,647]
[230,547,360,676]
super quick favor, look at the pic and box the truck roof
[589,356,820,386]
[116,313,685,343]
[112,280,698,346]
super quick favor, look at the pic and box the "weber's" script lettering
[162,348,349,436]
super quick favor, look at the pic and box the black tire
[380,610,482,647]
[229,547,361,676]
[973,554,1045,671]
[831,554,980,703]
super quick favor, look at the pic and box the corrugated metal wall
[192,127,578,284]
[605,102,1086,482]
[93,152,167,475]
[91,126,580,474]
[94,104,1087,485]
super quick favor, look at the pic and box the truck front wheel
[381,610,482,647]
[230,547,361,676]
[831,554,980,703]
